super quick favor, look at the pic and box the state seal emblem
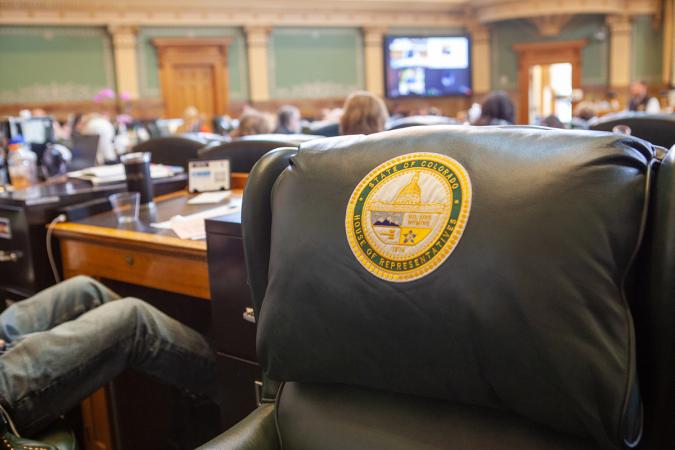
[345,152,471,282]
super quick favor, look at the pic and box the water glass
[109,192,140,224]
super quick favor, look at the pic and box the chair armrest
[197,403,280,450]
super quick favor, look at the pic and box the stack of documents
[68,164,182,185]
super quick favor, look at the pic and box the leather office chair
[200,126,674,450]
[589,112,675,148]
[197,134,318,173]
[386,114,457,130]
[306,121,340,137]
[131,136,205,170]
[179,132,230,145]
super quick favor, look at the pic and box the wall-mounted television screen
[384,36,471,99]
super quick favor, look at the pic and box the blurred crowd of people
[13,78,674,168]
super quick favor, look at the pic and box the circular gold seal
[345,152,471,282]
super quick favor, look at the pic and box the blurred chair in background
[589,112,675,149]
[198,134,318,173]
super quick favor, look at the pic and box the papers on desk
[187,191,231,205]
[68,164,182,185]
[151,198,242,240]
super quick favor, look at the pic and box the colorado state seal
[345,152,471,282]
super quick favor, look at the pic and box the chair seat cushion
[36,425,77,450]
[258,126,653,448]
[278,383,610,450]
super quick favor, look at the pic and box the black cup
[121,152,153,204]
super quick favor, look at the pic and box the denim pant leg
[0,297,216,435]
[0,276,120,343]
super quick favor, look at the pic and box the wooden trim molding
[512,39,588,54]
[474,0,659,23]
[0,0,660,27]
[152,38,235,48]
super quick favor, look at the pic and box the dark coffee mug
[121,152,153,204]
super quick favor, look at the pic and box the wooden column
[245,26,271,103]
[467,24,491,96]
[108,25,140,100]
[664,0,674,86]
[606,15,633,91]
[363,27,386,97]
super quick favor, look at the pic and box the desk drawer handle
[0,251,21,262]
[124,255,134,266]
[242,307,256,323]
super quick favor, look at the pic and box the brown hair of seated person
[474,91,515,126]
[231,110,272,138]
[340,91,389,135]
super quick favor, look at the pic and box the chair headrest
[386,115,457,130]
[256,125,653,448]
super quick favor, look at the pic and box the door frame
[152,38,233,118]
[512,39,586,124]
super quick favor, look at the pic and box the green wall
[631,15,663,84]
[136,27,249,101]
[490,15,609,91]
[268,28,363,99]
[0,26,114,104]
[0,17,664,106]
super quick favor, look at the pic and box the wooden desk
[52,191,242,450]
[54,191,217,300]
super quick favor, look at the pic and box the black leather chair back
[197,134,318,173]
[386,115,457,130]
[307,121,340,137]
[131,136,205,170]
[227,126,675,450]
[589,112,675,148]
[179,132,230,145]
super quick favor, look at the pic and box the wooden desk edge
[53,222,207,254]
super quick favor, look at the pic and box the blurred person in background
[539,115,565,129]
[339,91,389,135]
[80,113,116,164]
[473,91,515,126]
[628,80,660,113]
[230,110,272,138]
[274,105,301,134]
[177,106,204,133]
[570,102,597,129]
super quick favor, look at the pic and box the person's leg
[0,276,120,342]
[0,298,216,435]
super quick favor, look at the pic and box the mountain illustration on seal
[369,172,451,247]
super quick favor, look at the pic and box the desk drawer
[60,239,210,300]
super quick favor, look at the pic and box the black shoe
[0,408,57,450]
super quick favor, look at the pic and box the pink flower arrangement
[93,88,116,102]
[93,89,132,102]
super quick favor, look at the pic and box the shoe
[0,407,57,450]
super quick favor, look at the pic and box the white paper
[187,191,231,205]
[151,199,242,239]
[170,218,208,240]
[68,164,180,185]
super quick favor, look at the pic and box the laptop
[68,134,100,171]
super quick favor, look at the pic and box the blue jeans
[0,276,217,435]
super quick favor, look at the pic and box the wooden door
[153,38,233,119]
[513,40,586,124]
[171,64,217,118]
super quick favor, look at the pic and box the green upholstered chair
[200,126,674,450]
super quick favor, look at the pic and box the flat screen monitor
[21,117,54,145]
[384,36,471,99]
